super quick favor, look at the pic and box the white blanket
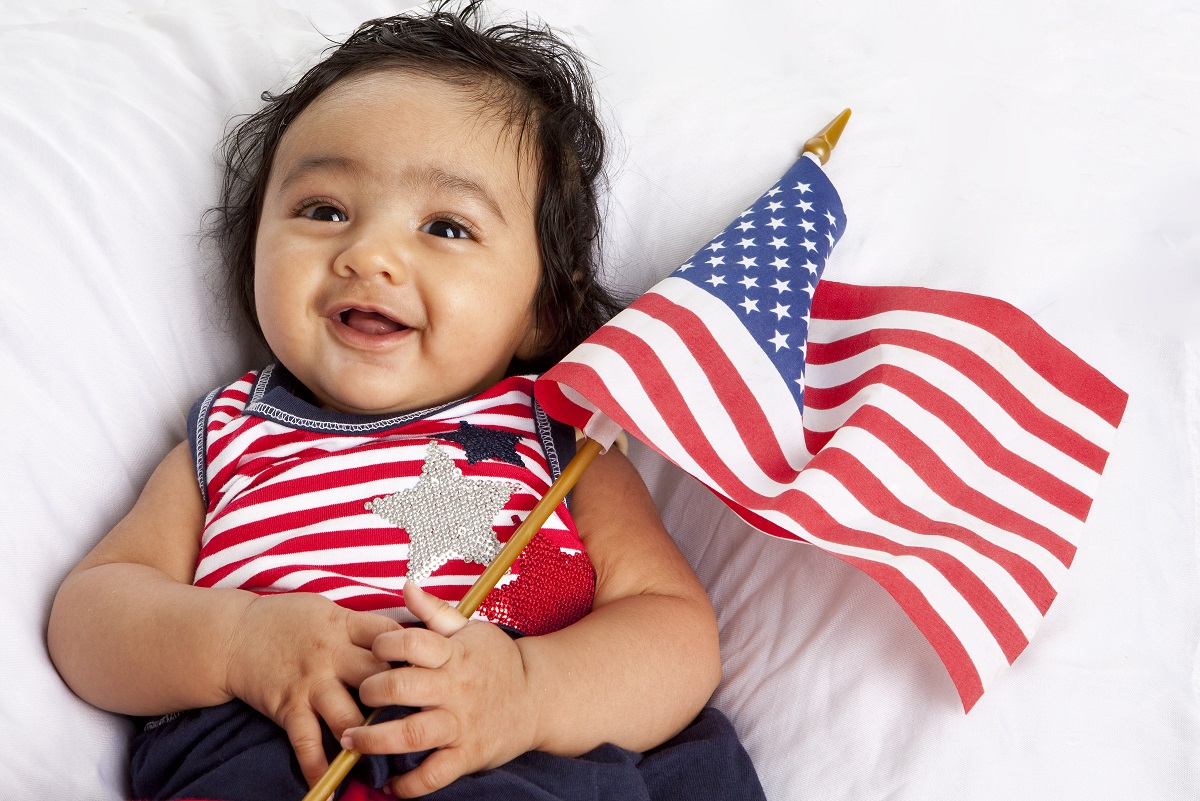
[2,1,1196,798]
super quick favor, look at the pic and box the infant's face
[253,69,542,415]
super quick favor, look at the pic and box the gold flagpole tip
[801,108,852,165]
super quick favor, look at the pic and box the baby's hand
[223,592,399,787]
[342,582,539,798]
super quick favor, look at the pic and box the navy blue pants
[130,700,766,801]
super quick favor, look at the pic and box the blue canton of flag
[675,154,844,407]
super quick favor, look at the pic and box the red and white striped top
[188,365,595,635]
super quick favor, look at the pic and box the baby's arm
[345,446,722,797]
[47,441,399,786]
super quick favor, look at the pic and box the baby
[47,3,764,800]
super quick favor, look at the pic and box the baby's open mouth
[339,308,406,336]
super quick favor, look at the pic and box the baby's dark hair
[209,0,621,373]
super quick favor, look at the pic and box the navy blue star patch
[440,421,523,466]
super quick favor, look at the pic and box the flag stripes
[538,270,1126,710]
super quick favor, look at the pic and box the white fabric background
[1,1,1196,798]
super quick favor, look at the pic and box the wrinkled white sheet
[2,1,1197,798]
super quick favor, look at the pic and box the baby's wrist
[217,592,264,703]
[513,636,555,754]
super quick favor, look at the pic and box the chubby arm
[47,441,241,714]
[347,446,721,797]
[47,441,398,785]
[517,445,722,752]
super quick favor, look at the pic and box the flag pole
[801,108,851,164]
[302,108,850,800]
[300,438,605,801]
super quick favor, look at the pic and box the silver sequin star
[366,442,518,582]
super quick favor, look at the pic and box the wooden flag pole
[300,437,606,801]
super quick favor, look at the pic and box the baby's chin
[313,378,476,417]
[317,388,441,417]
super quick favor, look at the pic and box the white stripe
[196,513,403,582]
[809,382,1087,544]
[558,343,718,489]
[807,429,1047,639]
[559,317,812,498]
[428,385,536,422]
[649,278,813,460]
[603,307,808,484]
[216,558,407,592]
[751,481,1007,688]
[808,309,1117,449]
[804,342,1101,491]
[828,425,1070,593]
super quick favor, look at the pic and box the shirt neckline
[244,363,479,434]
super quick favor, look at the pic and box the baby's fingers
[346,608,401,649]
[403,581,468,637]
[388,747,474,799]
[310,677,367,741]
[341,708,458,757]
[371,626,455,670]
[358,663,449,710]
[278,705,330,788]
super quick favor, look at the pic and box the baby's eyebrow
[420,166,506,224]
[277,154,365,195]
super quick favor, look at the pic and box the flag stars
[738,255,758,269]
[771,302,791,320]
[736,219,755,232]
[798,219,816,232]
[771,256,790,270]
[706,274,727,288]
[707,255,725,267]
[737,238,756,249]
[826,232,836,247]
[801,239,818,252]
[738,275,759,289]
[679,262,694,272]
[766,186,781,197]
[738,208,754,218]
[796,199,814,212]
[802,260,819,274]
[707,240,725,252]
[766,217,786,230]
[824,210,838,226]
[766,200,784,212]
[771,279,791,293]
[794,181,812,193]
[769,236,788,250]
[769,331,789,350]
[739,297,759,314]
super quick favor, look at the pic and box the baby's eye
[299,203,347,223]
[421,219,472,240]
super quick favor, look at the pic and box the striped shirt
[187,364,595,635]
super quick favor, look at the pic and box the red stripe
[809,327,1111,474]
[805,364,1093,521]
[533,379,598,430]
[583,311,801,483]
[834,405,1076,567]
[728,502,985,711]
[815,446,1052,623]
[811,281,1128,428]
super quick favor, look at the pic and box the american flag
[535,154,1128,710]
